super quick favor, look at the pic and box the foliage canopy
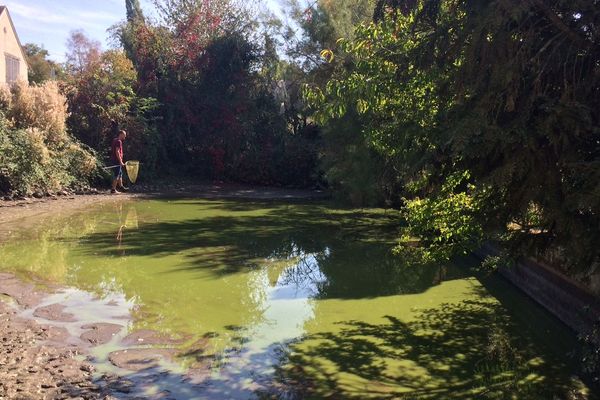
[306,0,600,273]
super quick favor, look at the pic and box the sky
[7,0,283,63]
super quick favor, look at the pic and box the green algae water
[0,198,592,399]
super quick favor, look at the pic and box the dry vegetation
[0,81,98,195]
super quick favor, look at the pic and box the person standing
[111,130,128,194]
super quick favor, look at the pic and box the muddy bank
[0,192,141,227]
[0,273,204,399]
[0,183,326,226]
[0,284,104,399]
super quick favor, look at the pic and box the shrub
[0,86,11,111]
[8,81,68,145]
[0,83,98,195]
[65,143,97,179]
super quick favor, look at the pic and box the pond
[0,198,590,399]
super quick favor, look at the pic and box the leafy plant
[305,0,600,273]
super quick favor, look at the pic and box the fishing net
[125,161,140,184]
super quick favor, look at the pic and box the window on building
[5,54,19,84]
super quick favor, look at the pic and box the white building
[0,6,28,84]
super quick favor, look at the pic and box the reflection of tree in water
[82,202,454,299]
[265,299,580,400]
[274,242,463,300]
[0,211,107,281]
[276,250,329,298]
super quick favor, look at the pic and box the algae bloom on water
[0,198,591,399]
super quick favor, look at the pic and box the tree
[23,44,62,84]
[65,30,102,74]
[277,0,398,202]
[65,48,160,170]
[280,0,373,71]
[126,0,145,22]
[307,0,600,273]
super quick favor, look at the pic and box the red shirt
[111,138,123,163]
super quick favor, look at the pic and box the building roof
[0,6,29,64]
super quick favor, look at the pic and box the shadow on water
[259,296,585,400]
[92,294,586,400]
[78,199,464,299]
[87,200,397,251]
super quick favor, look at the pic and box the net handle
[102,161,140,170]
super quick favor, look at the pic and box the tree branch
[528,0,592,50]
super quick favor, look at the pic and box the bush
[8,81,68,145]
[64,50,161,175]
[0,82,98,195]
[395,171,486,263]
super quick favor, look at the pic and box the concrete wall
[0,10,28,84]
[476,243,600,336]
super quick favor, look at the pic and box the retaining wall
[476,243,600,335]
